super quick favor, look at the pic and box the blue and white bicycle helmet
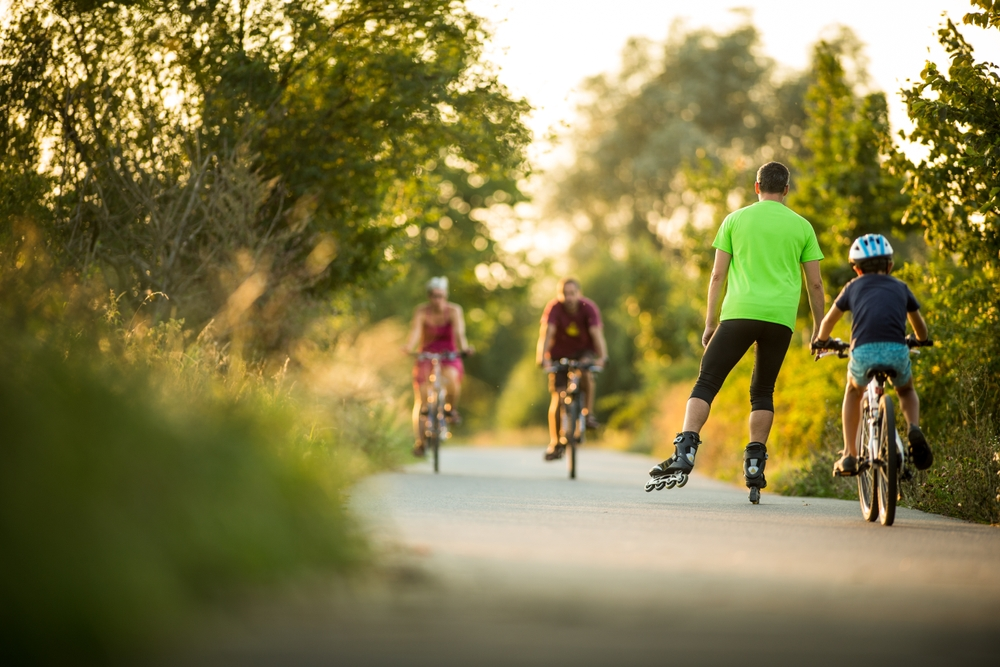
[849,234,893,262]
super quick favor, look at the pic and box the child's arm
[816,305,844,342]
[908,309,929,341]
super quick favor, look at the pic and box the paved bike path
[186,447,1000,666]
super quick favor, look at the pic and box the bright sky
[467,0,1000,168]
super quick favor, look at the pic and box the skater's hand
[701,322,718,348]
[810,338,830,354]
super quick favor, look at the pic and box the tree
[556,21,808,247]
[889,0,1000,422]
[364,160,536,408]
[0,0,530,343]
[789,34,908,291]
[894,3,1000,270]
[543,21,811,425]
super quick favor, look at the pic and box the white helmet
[426,276,449,293]
[849,234,893,262]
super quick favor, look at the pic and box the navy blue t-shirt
[835,274,920,349]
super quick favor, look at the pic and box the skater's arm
[703,250,731,347]
[802,260,825,343]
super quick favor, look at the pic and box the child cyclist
[811,234,934,476]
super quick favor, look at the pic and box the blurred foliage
[0,0,530,347]
[360,162,538,430]
[788,33,910,292]
[521,20,813,432]
[557,20,808,246]
[888,260,1000,524]
[880,4,1000,524]
[0,8,537,655]
[0,225,411,662]
[893,7,1000,272]
[573,235,702,426]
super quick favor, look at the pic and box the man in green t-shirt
[645,161,826,504]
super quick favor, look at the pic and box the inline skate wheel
[655,479,666,491]
[644,480,656,492]
[749,487,760,504]
[664,478,677,490]
[676,474,689,488]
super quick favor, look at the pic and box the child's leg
[898,377,932,470]
[842,377,865,457]
[896,378,920,429]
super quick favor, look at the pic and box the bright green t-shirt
[712,200,824,330]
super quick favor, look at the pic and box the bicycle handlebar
[543,358,604,373]
[812,338,849,359]
[813,336,935,361]
[412,351,467,361]
[906,335,934,348]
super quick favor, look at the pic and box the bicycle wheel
[565,397,579,480]
[877,394,897,526]
[429,422,440,474]
[424,409,440,473]
[856,394,878,522]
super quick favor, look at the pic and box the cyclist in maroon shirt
[536,277,608,460]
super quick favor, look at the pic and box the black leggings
[690,319,793,412]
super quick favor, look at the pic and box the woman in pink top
[403,276,472,455]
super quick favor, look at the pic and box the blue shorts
[848,342,912,387]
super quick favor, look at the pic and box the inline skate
[645,432,700,492]
[744,442,767,504]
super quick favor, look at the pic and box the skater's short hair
[756,161,789,194]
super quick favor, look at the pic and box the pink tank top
[421,318,456,353]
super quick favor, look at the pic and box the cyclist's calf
[895,379,920,430]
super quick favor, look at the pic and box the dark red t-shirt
[542,297,602,359]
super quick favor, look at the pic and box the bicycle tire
[566,395,579,480]
[426,411,440,474]
[877,394,897,526]
[857,394,879,522]
[431,428,440,473]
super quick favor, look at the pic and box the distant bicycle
[815,337,934,526]
[414,351,464,473]
[544,358,602,479]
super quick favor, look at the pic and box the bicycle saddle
[866,364,897,380]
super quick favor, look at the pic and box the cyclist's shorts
[413,357,464,385]
[848,341,911,387]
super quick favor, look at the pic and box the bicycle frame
[415,351,460,473]
[859,376,902,467]
[546,358,600,480]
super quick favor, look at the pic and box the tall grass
[0,237,413,663]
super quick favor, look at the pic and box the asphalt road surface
[183,447,1000,666]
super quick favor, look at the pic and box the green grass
[0,317,411,663]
